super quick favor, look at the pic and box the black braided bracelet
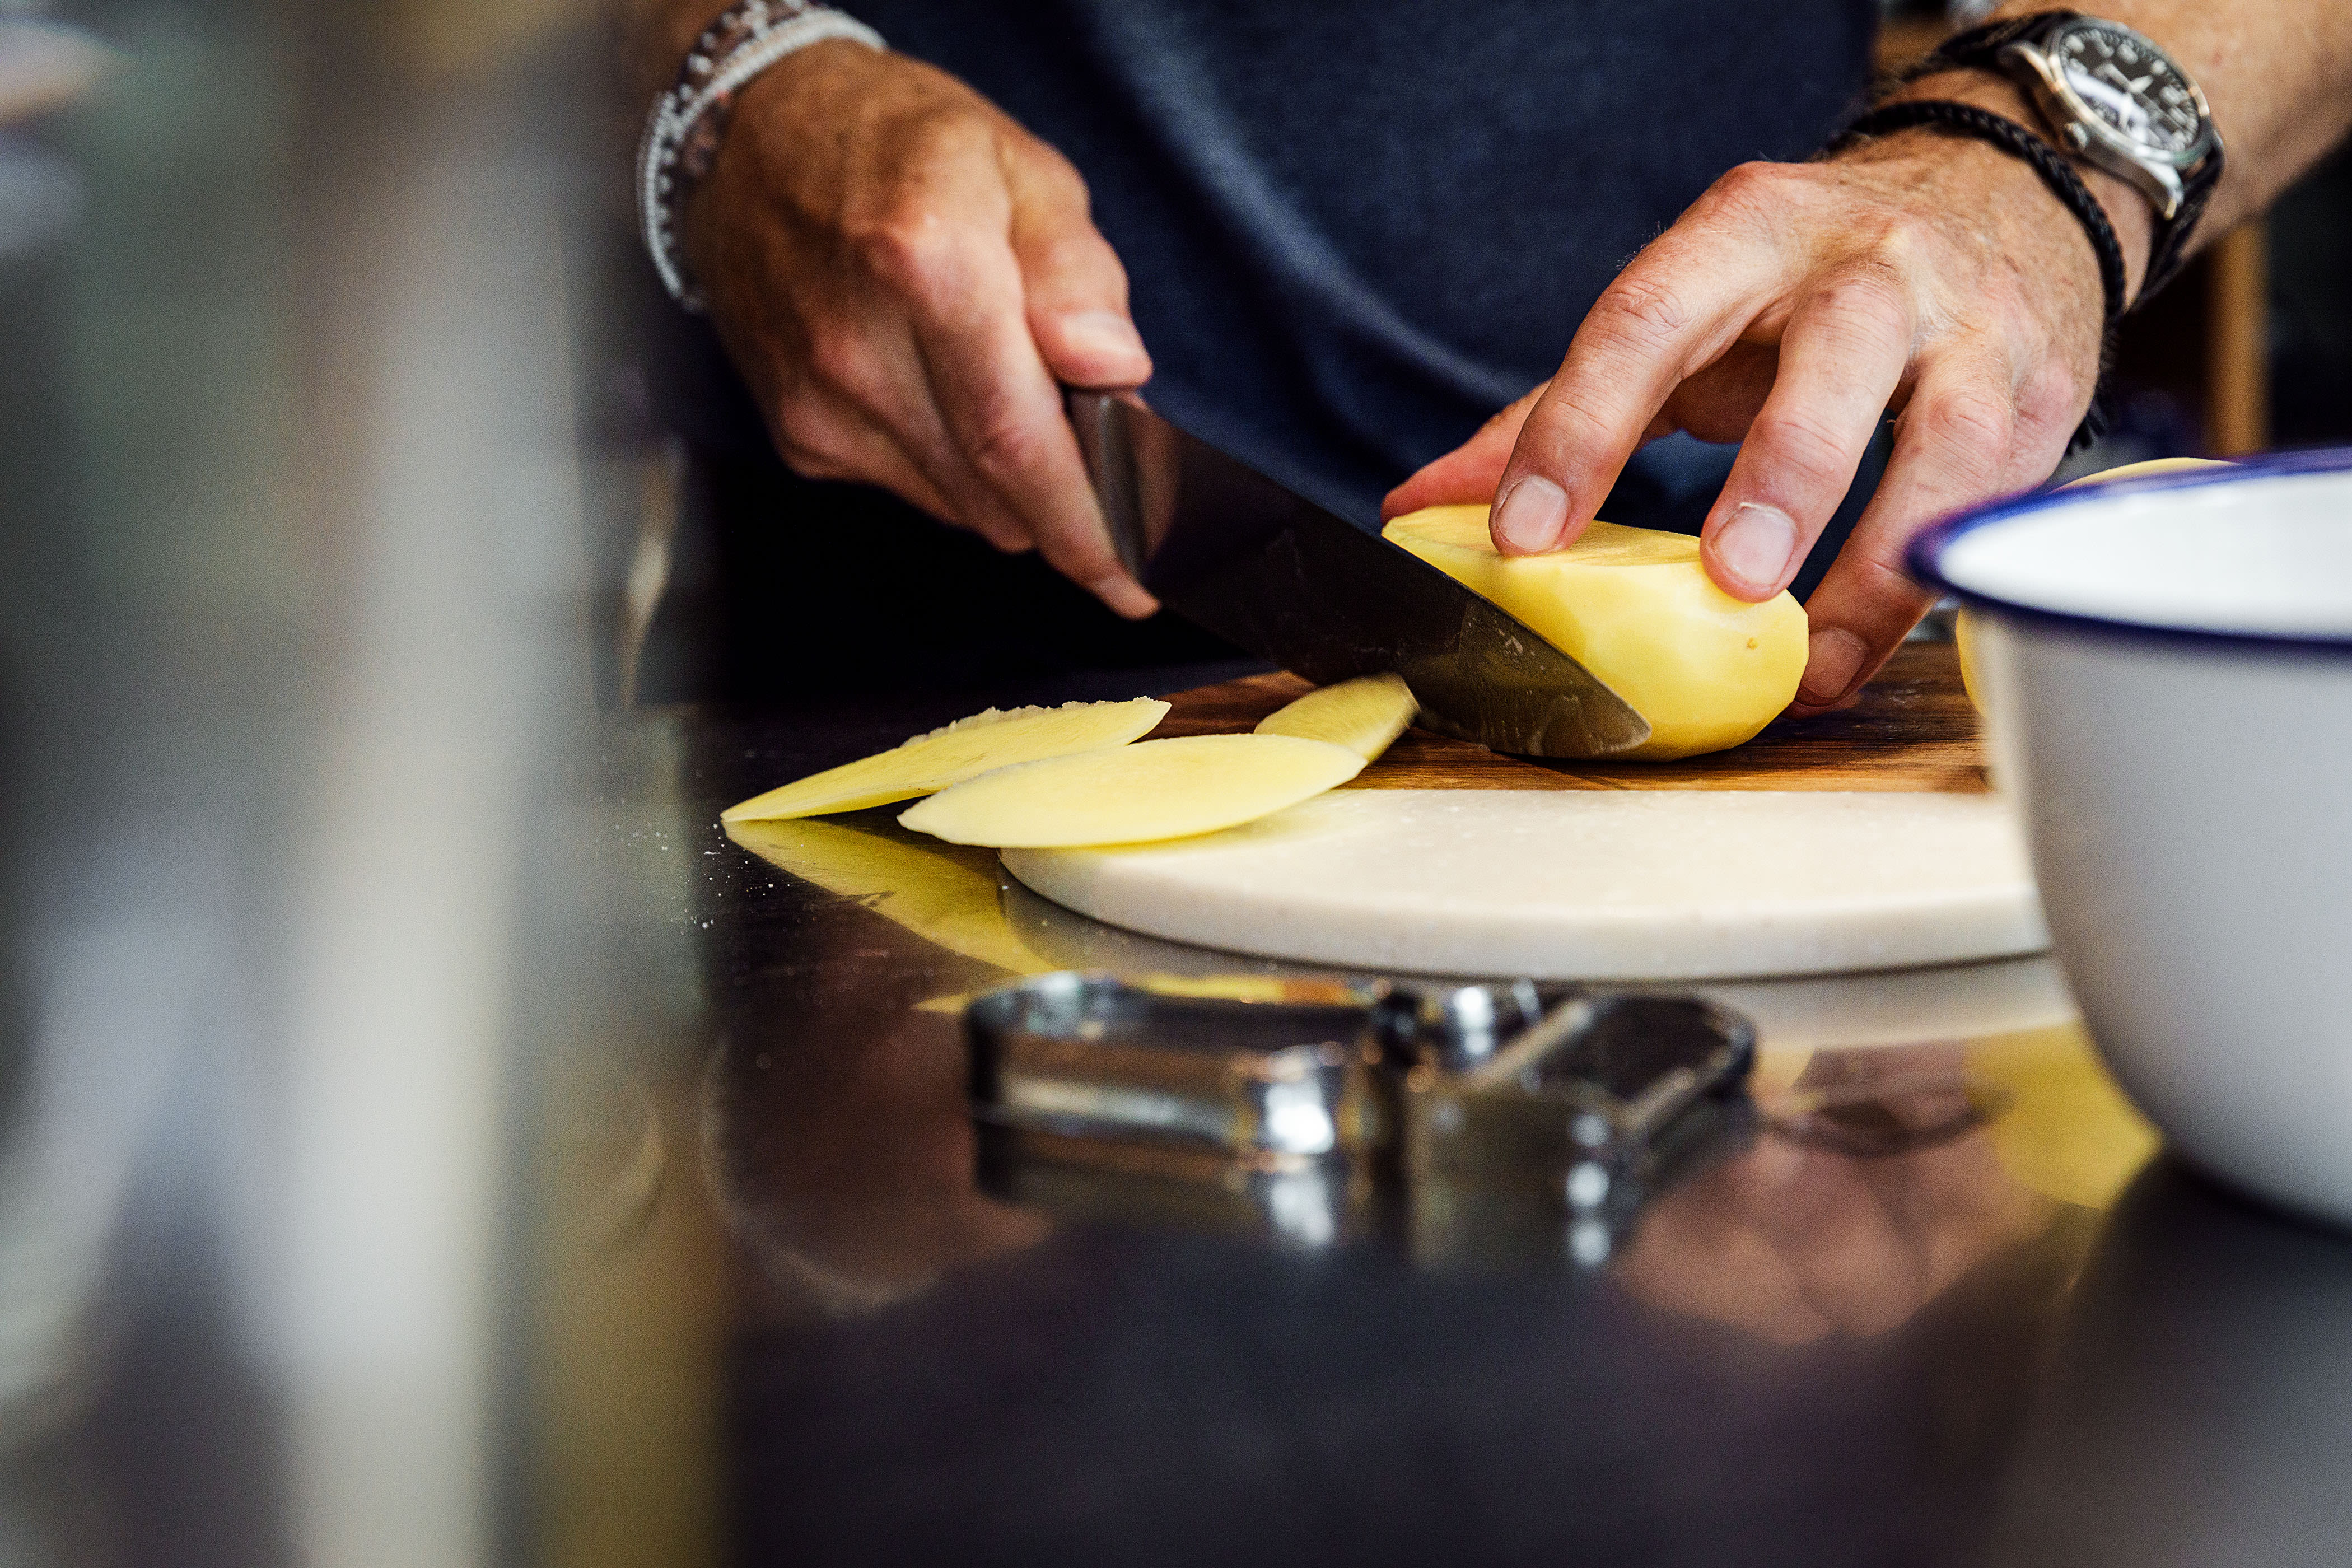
[1825,99,2122,454]
[1895,10,2081,88]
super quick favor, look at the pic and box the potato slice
[2060,456,2230,489]
[721,697,1170,822]
[1382,506,1808,760]
[898,734,1365,848]
[1254,673,1417,760]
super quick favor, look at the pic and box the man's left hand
[1384,89,2151,713]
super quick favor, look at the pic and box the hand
[1384,82,2151,712]
[683,42,1156,617]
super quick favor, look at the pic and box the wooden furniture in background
[2205,223,2271,455]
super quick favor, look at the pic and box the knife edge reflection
[1065,389,1653,758]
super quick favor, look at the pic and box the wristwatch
[1913,11,2224,301]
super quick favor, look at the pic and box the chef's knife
[1063,389,1649,757]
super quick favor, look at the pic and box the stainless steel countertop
[534,687,2352,1568]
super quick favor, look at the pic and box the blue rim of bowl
[1907,446,2352,655]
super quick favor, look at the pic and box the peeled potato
[899,734,1365,848]
[1383,506,1807,759]
[1255,673,1417,760]
[721,697,1169,822]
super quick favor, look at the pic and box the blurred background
[0,0,622,1562]
[0,0,2345,1565]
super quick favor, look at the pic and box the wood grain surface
[1151,640,1988,793]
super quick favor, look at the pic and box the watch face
[2054,21,2206,157]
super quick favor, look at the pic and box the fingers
[871,138,1153,614]
[765,377,965,528]
[911,240,1157,617]
[1793,354,2072,710]
[1488,183,1788,555]
[1697,267,1912,601]
[1379,384,1546,520]
[787,319,1035,554]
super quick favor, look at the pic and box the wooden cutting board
[999,642,2043,981]
[1149,640,1987,793]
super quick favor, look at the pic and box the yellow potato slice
[721,697,1169,822]
[2060,456,2230,490]
[1254,673,1418,760]
[899,734,1365,848]
[1382,506,1808,760]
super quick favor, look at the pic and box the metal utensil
[966,970,1390,1168]
[966,971,1393,1250]
[1392,987,1756,1266]
[1064,389,1651,758]
[965,971,1754,1261]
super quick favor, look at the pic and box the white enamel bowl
[1913,452,2352,1225]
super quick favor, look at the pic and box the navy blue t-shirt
[668,2,1877,527]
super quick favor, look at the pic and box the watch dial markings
[2057,22,2199,153]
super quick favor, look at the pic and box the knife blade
[1065,389,1650,758]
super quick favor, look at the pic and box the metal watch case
[1999,18,2217,222]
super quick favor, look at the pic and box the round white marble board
[1000,788,2048,981]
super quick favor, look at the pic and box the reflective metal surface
[1065,390,1653,756]
[965,972,1757,1267]
[968,971,1391,1160]
[673,694,2350,1566]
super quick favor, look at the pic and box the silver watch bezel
[2000,18,2216,221]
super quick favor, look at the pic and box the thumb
[1380,383,1548,520]
[1010,174,1152,390]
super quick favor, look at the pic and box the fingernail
[1799,627,1868,706]
[1492,476,1568,554]
[1711,502,1799,595]
[1061,310,1147,363]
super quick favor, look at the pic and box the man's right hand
[682,41,1158,617]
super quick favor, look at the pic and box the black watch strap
[1825,99,2119,455]
[1898,10,2081,83]
[2141,166,2215,301]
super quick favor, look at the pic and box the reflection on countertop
[660,706,2144,1548]
[721,791,2153,1278]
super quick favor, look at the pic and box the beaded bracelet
[637,0,885,311]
